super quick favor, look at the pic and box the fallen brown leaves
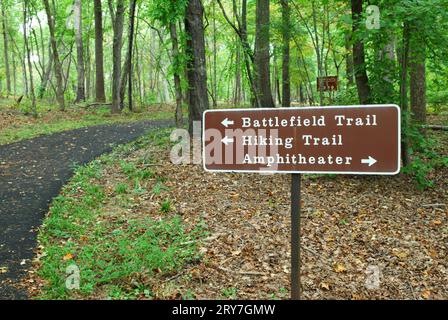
[127,143,447,300]
[24,137,448,300]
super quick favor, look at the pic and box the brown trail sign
[317,76,338,91]
[202,104,401,300]
[203,105,400,175]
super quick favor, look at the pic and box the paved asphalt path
[0,120,172,299]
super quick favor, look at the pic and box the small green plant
[132,178,146,194]
[182,289,195,300]
[270,287,288,300]
[152,181,170,195]
[119,160,153,180]
[221,287,238,299]
[115,183,129,194]
[160,199,172,213]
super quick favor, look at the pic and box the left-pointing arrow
[221,136,234,145]
[221,118,234,128]
[361,156,377,167]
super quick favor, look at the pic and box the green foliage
[402,118,447,189]
[119,160,153,180]
[152,181,169,195]
[221,287,238,299]
[37,128,204,299]
[402,156,434,189]
[147,0,188,25]
[160,199,172,213]
[114,182,129,194]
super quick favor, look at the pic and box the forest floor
[22,119,447,300]
[0,119,172,299]
[0,97,175,145]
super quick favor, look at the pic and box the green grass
[36,128,205,300]
[221,287,238,299]
[160,199,172,213]
[0,98,175,145]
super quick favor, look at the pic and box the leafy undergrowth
[0,97,175,145]
[26,127,447,300]
[28,129,205,299]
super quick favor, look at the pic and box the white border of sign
[202,104,401,175]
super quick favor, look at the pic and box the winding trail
[0,119,172,299]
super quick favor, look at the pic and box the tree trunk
[170,23,183,127]
[39,45,53,99]
[94,0,106,102]
[281,0,290,107]
[1,1,11,96]
[212,0,218,107]
[185,0,209,134]
[11,39,16,96]
[344,32,354,85]
[127,0,137,112]
[85,35,91,100]
[43,0,65,110]
[254,0,274,108]
[216,0,259,107]
[119,0,137,111]
[351,0,371,104]
[74,0,85,103]
[409,23,426,127]
[111,0,125,114]
[234,40,242,106]
[311,1,324,105]
[400,22,411,166]
[23,2,36,117]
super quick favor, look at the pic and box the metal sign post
[290,173,301,300]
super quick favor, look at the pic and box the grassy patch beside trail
[34,129,205,300]
[0,98,175,145]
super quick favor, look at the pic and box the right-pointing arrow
[361,156,377,167]
[221,136,234,146]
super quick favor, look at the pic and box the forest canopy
[0,0,447,185]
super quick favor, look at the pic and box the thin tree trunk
[234,40,242,106]
[281,0,290,107]
[9,33,27,96]
[217,0,259,108]
[212,0,218,106]
[345,32,354,85]
[85,36,91,100]
[23,2,36,117]
[43,0,65,110]
[1,0,11,95]
[94,0,106,102]
[127,0,137,112]
[119,0,137,111]
[311,1,324,105]
[170,23,183,127]
[400,22,411,166]
[74,0,85,102]
[185,0,209,134]
[351,0,371,104]
[409,23,426,127]
[111,0,125,114]
[12,38,16,96]
[254,0,274,108]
